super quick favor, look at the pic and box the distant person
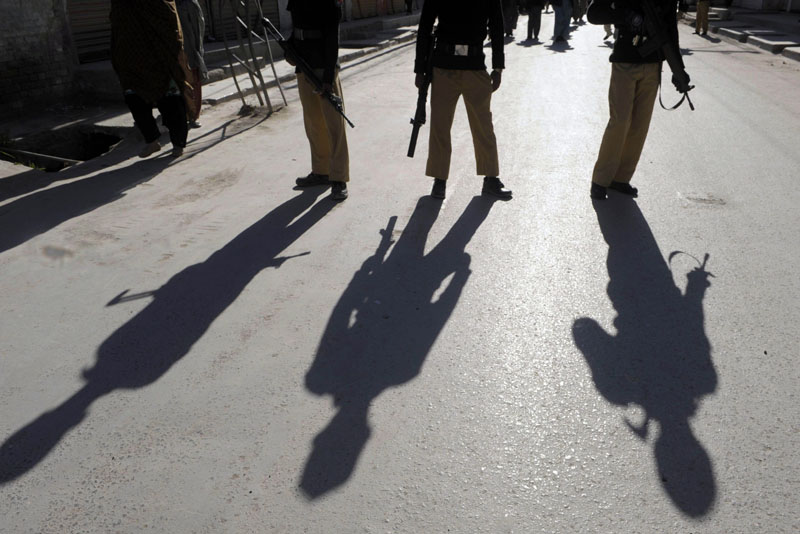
[552,0,573,42]
[414,0,512,200]
[572,0,588,23]
[524,0,545,41]
[176,0,208,128]
[695,0,709,35]
[586,0,689,199]
[503,0,520,37]
[287,0,350,201]
[110,0,196,158]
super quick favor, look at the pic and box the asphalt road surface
[1,15,798,533]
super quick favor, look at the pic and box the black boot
[590,183,607,200]
[295,173,330,187]
[331,181,348,200]
[482,177,512,200]
[609,181,638,197]
[431,178,446,199]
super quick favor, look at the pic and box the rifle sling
[657,66,694,111]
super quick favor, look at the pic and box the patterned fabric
[176,0,208,78]
[110,0,197,118]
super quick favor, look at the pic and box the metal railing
[218,0,287,111]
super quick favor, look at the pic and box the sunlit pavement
[1,16,798,533]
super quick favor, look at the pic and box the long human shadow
[0,156,172,255]
[0,188,334,484]
[0,139,135,203]
[571,197,718,517]
[300,196,496,498]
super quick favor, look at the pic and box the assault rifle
[262,17,355,128]
[408,34,435,158]
[636,0,695,110]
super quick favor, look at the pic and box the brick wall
[0,0,76,119]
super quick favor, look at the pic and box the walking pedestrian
[586,0,689,199]
[572,0,588,23]
[503,0,520,37]
[176,0,208,128]
[525,0,545,41]
[552,0,573,42]
[414,0,512,200]
[288,0,350,201]
[110,0,196,158]
[695,0,709,35]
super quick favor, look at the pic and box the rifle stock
[262,17,355,128]
[408,35,435,158]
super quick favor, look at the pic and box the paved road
[1,15,798,533]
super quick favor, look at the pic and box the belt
[434,43,484,57]
[293,28,323,40]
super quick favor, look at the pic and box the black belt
[434,43,484,57]
[293,28,323,40]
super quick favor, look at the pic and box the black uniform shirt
[587,0,682,65]
[414,0,505,73]
[287,0,342,84]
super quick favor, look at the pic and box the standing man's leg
[461,70,511,199]
[528,9,542,40]
[318,72,350,187]
[591,62,638,198]
[297,71,350,199]
[426,68,462,183]
[461,71,499,177]
[297,72,333,185]
[700,0,710,34]
[612,62,659,187]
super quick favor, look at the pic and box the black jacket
[415,0,505,73]
[587,0,682,65]
[287,0,342,84]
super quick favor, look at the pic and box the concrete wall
[0,0,76,119]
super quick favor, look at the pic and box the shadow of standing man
[0,188,333,485]
[300,196,497,498]
[572,198,718,517]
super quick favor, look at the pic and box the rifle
[408,34,435,158]
[262,17,355,128]
[636,0,695,110]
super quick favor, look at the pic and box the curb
[680,16,800,63]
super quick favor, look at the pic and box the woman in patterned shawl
[111,0,196,157]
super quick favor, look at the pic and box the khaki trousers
[297,71,350,182]
[426,68,500,180]
[592,62,660,187]
[696,0,710,33]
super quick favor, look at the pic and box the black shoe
[331,181,348,200]
[482,177,512,200]
[431,178,446,199]
[295,173,330,187]
[590,183,607,200]
[609,181,638,197]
